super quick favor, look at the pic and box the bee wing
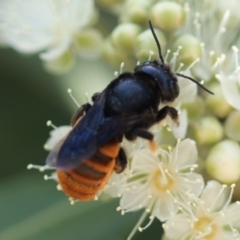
[46,93,107,170]
[96,114,141,146]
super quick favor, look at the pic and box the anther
[116,206,122,211]
[46,120,57,129]
[67,89,80,108]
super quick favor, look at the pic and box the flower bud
[102,39,134,68]
[194,116,223,145]
[206,140,240,183]
[74,28,103,59]
[111,23,141,53]
[120,0,151,25]
[151,1,185,32]
[173,34,201,68]
[182,96,205,122]
[134,28,166,61]
[224,111,240,141]
[205,83,232,118]
[43,50,75,74]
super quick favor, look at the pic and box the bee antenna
[176,73,214,95]
[149,20,165,64]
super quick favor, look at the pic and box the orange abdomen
[57,142,120,201]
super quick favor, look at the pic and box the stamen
[43,174,57,181]
[222,184,235,211]
[166,190,197,222]
[164,49,171,63]
[120,62,124,74]
[211,57,224,71]
[27,164,55,172]
[232,46,239,70]
[185,58,200,71]
[176,63,184,72]
[69,197,78,205]
[148,51,154,61]
[170,46,182,69]
[67,89,80,108]
[127,210,149,240]
[213,10,230,46]
[46,120,57,129]
[208,184,227,211]
[138,215,155,232]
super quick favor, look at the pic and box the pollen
[148,139,157,152]
[151,167,175,193]
[193,216,218,240]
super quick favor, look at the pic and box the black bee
[46,21,213,200]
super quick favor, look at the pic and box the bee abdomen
[57,142,120,201]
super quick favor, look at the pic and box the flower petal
[200,180,226,211]
[154,195,178,221]
[224,202,240,228]
[44,125,72,150]
[219,73,240,110]
[171,109,188,139]
[164,214,191,239]
[171,138,197,166]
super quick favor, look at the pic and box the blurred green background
[0,48,163,240]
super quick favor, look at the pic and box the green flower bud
[74,28,103,59]
[125,6,148,25]
[194,116,223,145]
[43,50,75,74]
[102,39,134,69]
[134,28,166,61]
[111,23,141,53]
[182,96,205,122]
[206,83,232,118]
[120,0,153,25]
[173,34,202,68]
[96,0,123,11]
[151,1,185,32]
[206,140,240,184]
[224,111,240,141]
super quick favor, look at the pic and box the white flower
[0,0,93,61]
[217,47,240,111]
[182,1,240,81]
[164,181,240,240]
[115,139,204,235]
[44,121,72,151]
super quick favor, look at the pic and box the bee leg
[91,92,101,102]
[71,103,92,126]
[114,148,127,173]
[125,128,157,151]
[156,106,179,125]
[125,128,153,141]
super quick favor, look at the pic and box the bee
[46,21,213,201]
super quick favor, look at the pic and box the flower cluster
[3,0,239,239]
[0,0,102,74]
